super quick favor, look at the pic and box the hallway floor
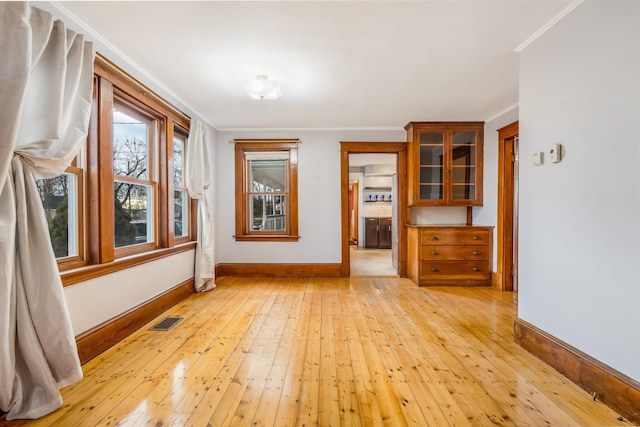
[349,245,398,276]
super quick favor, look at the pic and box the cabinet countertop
[406,224,494,228]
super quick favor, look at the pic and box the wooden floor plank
[5,277,633,427]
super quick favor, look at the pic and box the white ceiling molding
[514,0,584,53]
[44,1,217,130]
[484,103,519,124]
[217,127,405,133]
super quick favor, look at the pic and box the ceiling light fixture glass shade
[245,75,281,100]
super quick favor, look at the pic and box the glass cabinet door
[407,122,483,206]
[419,132,444,201]
[451,131,476,201]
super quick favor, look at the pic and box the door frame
[340,141,408,277]
[496,121,519,291]
[348,180,359,245]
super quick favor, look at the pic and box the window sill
[234,235,300,242]
[61,241,196,287]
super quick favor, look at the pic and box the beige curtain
[0,2,94,420]
[186,120,216,292]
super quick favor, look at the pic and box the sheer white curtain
[0,3,94,420]
[186,120,216,292]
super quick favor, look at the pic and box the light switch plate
[533,151,543,166]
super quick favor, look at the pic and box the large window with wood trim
[112,101,158,253]
[40,54,196,284]
[234,140,299,241]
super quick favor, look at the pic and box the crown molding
[514,0,584,53]
[485,103,519,124]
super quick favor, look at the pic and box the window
[51,53,196,286]
[37,166,84,270]
[173,130,190,241]
[112,103,157,253]
[234,140,299,241]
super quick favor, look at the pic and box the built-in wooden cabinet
[407,225,493,286]
[406,121,484,206]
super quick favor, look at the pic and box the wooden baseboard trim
[514,318,640,424]
[75,278,195,364]
[215,263,343,278]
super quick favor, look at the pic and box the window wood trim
[234,140,299,242]
[53,53,196,281]
[171,128,191,245]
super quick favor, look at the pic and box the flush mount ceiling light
[245,74,281,100]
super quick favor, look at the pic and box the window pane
[174,189,188,237]
[37,173,78,258]
[114,181,153,247]
[249,194,287,231]
[113,109,149,179]
[173,136,184,186]
[250,159,286,192]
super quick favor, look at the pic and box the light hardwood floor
[350,246,397,276]
[5,277,631,426]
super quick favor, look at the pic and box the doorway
[340,142,407,277]
[496,121,519,291]
[349,153,397,276]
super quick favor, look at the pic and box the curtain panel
[0,2,94,420]
[186,120,216,292]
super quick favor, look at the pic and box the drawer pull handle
[431,267,439,272]
[473,267,481,272]
[431,251,439,255]
[473,236,480,240]
[432,236,439,241]
[473,251,481,255]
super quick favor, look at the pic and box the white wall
[214,130,404,263]
[518,0,640,380]
[64,250,195,334]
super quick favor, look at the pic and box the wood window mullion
[97,77,115,263]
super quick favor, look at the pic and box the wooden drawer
[421,245,489,261]
[420,261,491,281]
[420,228,491,246]
[407,225,494,287]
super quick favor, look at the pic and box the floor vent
[149,316,183,331]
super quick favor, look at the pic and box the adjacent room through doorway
[348,153,398,276]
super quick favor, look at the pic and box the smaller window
[234,140,299,241]
[173,131,190,241]
[37,166,84,269]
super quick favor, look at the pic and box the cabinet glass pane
[452,132,474,145]
[419,132,444,166]
[452,184,475,200]
[420,132,444,145]
[420,145,443,166]
[420,184,443,200]
[451,132,476,201]
[419,132,444,200]
[420,166,443,184]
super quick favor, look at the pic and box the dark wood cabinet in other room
[365,217,392,249]
[378,218,392,249]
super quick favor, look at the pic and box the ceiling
[55,1,574,130]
